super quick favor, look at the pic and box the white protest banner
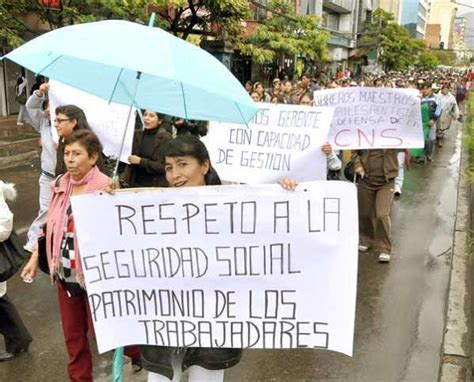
[71,182,358,356]
[313,87,424,150]
[49,80,135,163]
[201,104,334,183]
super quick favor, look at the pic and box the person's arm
[25,84,49,132]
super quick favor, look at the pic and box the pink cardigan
[45,166,109,281]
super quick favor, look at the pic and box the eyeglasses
[54,118,71,124]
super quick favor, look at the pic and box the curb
[439,118,472,381]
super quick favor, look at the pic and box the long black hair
[161,135,221,186]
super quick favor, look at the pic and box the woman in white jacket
[0,181,32,361]
[436,84,459,148]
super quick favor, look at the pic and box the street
[0,119,462,382]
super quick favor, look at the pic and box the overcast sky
[456,2,473,16]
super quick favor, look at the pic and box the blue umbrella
[1,18,257,124]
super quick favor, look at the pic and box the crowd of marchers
[0,66,472,382]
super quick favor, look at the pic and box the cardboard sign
[313,87,424,149]
[71,182,358,356]
[202,104,334,183]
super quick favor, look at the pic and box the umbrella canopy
[2,20,257,124]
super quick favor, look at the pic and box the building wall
[400,0,426,38]
[377,0,401,22]
[425,23,441,48]
[426,0,457,49]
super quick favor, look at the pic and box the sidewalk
[439,102,472,381]
[0,115,41,169]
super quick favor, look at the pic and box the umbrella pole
[112,71,142,184]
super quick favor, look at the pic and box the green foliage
[236,0,330,64]
[417,50,439,70]
[360,8,426,71]
[431,50,457,67]
[464,94,474,181]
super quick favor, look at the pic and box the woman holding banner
[142,135,240,382]
[20,130,141,381]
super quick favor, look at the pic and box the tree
[0,1,250,47]
[360,8,425,71]
[417,50,439,70]
[431,50,456,67]
[236,0,330,64]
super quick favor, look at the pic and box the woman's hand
[20,251,39,282]
[279,178,299,191]
[128,155,141,165]
[38,83,49,97]
[355,164,365,178]
[322,143,333,156]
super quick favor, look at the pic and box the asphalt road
[0,120,462,381]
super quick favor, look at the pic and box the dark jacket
[351,149,399,182]
[123,124,172,188]
[141,346,242,379]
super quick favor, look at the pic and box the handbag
[0,230,26,282]
[344,150,362,182]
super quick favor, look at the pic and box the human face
[251,92,260,102]
[300,95,312,106]
[54,112,76,138]
[64,141,98,181]
[255,84,264,95]
[143,110,160,130]
[283,82,292,93]
[165,155,209,188]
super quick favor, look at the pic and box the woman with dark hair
[124,110,172,187]
[53,104,105,176]
[142,135,237,382]
[21,129,141,380]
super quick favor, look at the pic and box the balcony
[323,0,353,14]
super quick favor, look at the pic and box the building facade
[426,0,457,49]
[400,0,428,39]
[299,0,358,73]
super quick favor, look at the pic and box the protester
[253,82,271,103]
[353,149,399,263]
[244,80,253,94]
[281,80,294,104]
[0,181,33,361]
[123,110,172,188]
[250,91,260,102]
[20,130,141,380]
[53,104,105,176]
[436,84,459,148]
[15,70,28,126]
[420,82,441,161]
[23,83,57,253]
[142,135,241,382]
